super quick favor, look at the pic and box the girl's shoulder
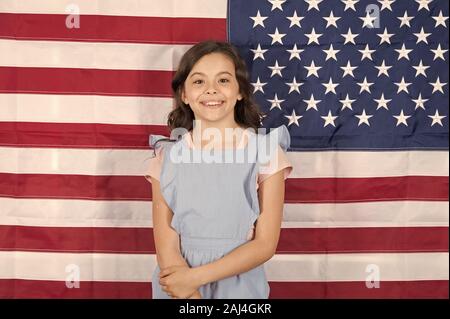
[254,124,291,152]
[148,133,182,159]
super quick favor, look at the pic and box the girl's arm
[188,169,286,286]
[151,177,202,298]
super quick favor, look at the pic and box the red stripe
[268,281,449,299]
[277,227,449,253]
[0,13,226,44]
[0,225,447,253]
[0,173,447,202]
[0,122,165,149]
[0,279,151,299]
[0,279,447,298]
[285,176,449,203]
[0,67,174,97]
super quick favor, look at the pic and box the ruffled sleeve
[144,134,169,183]
[257,125,293,186]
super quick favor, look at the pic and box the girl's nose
[205,83,218,94]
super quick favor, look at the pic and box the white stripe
[0,147,447,178]
[0,40,191,71]
[0,94,172,125]
[283,201,449,228]
[0,252,447,282]
[265,253,449,282]
[0,198,447,228]
[0,0,227,18]
[289,151,449,178]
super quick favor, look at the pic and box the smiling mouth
[201,101,225,109]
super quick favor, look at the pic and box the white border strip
[0,252,447,282]
[0,0,228,18]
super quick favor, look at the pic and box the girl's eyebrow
[189,71,233,78]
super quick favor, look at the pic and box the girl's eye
[219,78,230,83]
[193,79,203,84]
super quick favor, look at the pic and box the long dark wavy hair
[152,40,265,153]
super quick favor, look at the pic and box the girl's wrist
[191,266,207,287]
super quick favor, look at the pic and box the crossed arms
[150,169,286,299]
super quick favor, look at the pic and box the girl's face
[182,52,242,127]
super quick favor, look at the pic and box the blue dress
[148,125,291,299]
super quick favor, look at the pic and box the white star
[286,77,303,94]
[303,94,321,111]
[267,94,285,111]
[287,10,304,28]
[340,94,356,110]
[395,43,412,60]
[433,10,449,28]
[285,109,303,127]
[251,44,267,60]
[378,0,395,11]
[413,27,431,44]
[375,60,392,77]
[250,10,268,28]
[413,60,430,77]
[269,28,286,45]
[341,28,358,45]
[321,110,338,127]
[268,0,286,11]
[393,110,411,126]
[358,44,375,61]
[305,0,323,11]
[355,109,374,126]
[357,77,374,94]
[374,93,392,110]
[304,60,322,78]
[268,60,286,77]
[287,44,304,61]
[430,77,447,94]
[415,0,432,11]
[305,28,322,45]
[359,11,377,28]
[340,61,357,78]
[431,44,448,61]
[398,11,414,28]
[412,93,428,110]
[342,0,359,11]
[322,78,339,95]
[322,44,340,61]
[323,11,341,28]
[428,110,447,127]
[377,27,394,45]
[251,77,267,94]
[394,77,412,94]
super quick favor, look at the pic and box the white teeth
[203,101,223,107]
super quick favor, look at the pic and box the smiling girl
[145,41,293,299]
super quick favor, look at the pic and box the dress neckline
[182,129,256,152]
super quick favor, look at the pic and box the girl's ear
[237,93,243,101]
[181,88,188,105]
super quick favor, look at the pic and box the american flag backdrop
[0,0,448,299]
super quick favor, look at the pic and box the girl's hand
[159,265,201,299]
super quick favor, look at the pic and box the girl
[144,40,293,299]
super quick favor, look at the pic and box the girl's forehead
[191,53,236,73]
